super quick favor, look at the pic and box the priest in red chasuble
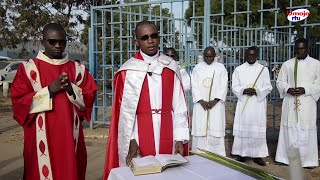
[103,20,190,179]
[10,23,97,180]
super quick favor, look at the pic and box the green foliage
[0,0,97,50]
[192,149,279,180]
[81,1,175,65]
[185,0,320,37]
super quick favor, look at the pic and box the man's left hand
[244,88,256,96]
[207,98,220,109]
[294,87,305,96]
[174,141,184,156]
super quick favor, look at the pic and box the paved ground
[1,96,320,180]
[0,109,108,180]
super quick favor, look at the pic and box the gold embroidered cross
[294,99,301,111]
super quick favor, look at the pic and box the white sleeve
[276,63,291,98]
[231,68,245,100]
[191,68,203,103]
[214,66,228,102]
[131,119,136,140]
[256,68,273,102]
[172,74,189,142]
[304,61,320,101]
[180,68,191,92]
[29,86,52,114]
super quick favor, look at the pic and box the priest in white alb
[191,46,228,156]
[231,46,272,166]
[275,38,320,168]
[103,21,189,179]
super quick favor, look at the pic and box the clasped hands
[243,88,257,96]
[125,139,184,166]
[287,87,305,96]
[198,98,220,110]
[48,72,74,97]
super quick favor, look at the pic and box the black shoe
[236,156,246,162]
[275,162,288,166]
[304,166,317,169]
[253,158,266,166]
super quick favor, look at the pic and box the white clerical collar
[140,50,159,63]
[36,50,69,65]
[297,55,309,61]
[246,61,258,66]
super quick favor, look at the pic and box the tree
[185,0,320,45]
[0,0,100,50]
[81,1,176,64]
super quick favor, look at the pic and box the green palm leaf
[241,66,265,114]
[206,71,215,137]
[191,149,280,180]
[294,57,299,122]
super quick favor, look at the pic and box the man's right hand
[48,73,69,95]
[126,139,141,166]
[287,88,296,96]
[198,100,208,110]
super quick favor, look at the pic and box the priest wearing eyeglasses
[103,20,190,179]
[10,23,97,180]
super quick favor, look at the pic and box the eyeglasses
[166,54,175,58]
[44,39,67,46]
[137,33,159,41]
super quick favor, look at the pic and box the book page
[155,154,189,166]
[132,156,162,168]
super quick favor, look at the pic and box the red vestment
[11,57,97,180]
[103,52,189,179]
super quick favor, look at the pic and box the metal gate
[89,0,320,136]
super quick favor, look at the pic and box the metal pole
[203,0,210,48]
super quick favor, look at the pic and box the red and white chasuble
[10,51,97,180]
[103,51,190,179]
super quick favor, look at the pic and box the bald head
[42,23,66,38]
[135,20,158,37]
[204,46,215,54]
[245,46,258,64]
[203,46,215,65]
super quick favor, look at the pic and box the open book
[130,154,189,176]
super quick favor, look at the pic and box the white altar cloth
[108,155,256,180]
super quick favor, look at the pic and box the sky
[73,1,189,36]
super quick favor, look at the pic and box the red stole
[136,68,174,156]
[134,51,174,156]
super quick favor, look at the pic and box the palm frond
[191,149,281,180]
[206,71,215,137]
[294,57,299,122]
[241,66,265,114]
